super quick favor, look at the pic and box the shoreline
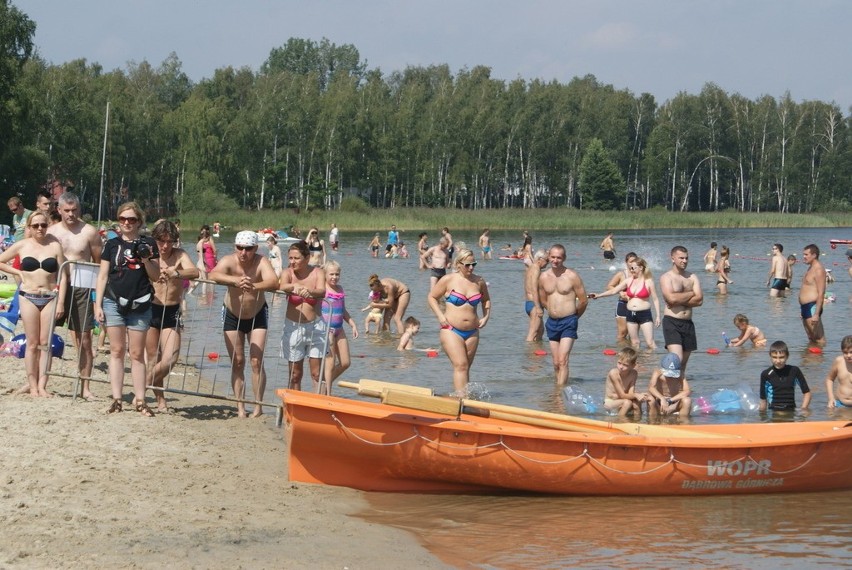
[0,342,446,569]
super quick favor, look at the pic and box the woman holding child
[589,256,660,350]
[279,241,326,391]
[366,274,410,334]
[427,248,491,395]
[0,210,67,397]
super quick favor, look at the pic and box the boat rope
[330,413,825,476]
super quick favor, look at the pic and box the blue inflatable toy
[10,333,65,359]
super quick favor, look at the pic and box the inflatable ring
[706,348,721,355]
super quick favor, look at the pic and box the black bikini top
[20,256,59,273]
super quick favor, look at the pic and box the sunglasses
[30,223,49,229]
[118,216,139,224]
[235,245,255,251]
[463,262,477,268]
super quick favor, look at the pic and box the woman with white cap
[209,230,279,418]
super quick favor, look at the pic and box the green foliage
[579,138,625,210]
[339,195,369,213]
[1,15,850,218]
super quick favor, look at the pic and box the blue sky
[15,0,852,110]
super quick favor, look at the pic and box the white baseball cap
[234,231,258,247]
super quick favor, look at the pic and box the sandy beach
[0,342,446,569]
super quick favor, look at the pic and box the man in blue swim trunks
[798,244,826,346]
[539,244,588,385]
[524,249,548,341]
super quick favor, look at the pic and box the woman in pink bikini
[279,241,327,391]
[589,257,660,350]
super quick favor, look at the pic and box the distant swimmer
[599,232,616,262]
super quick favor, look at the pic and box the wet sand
[0,342,446,569]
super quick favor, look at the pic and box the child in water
[362,290,386,334]
[729,314,767,347]
[825,335,852,409]
[648,353,692,417]
[396,317,421,350]
[603,347,648,416]
[759,340,811,412]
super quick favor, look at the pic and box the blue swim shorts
[545,314,579,342]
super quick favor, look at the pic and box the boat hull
[278,390,852,496]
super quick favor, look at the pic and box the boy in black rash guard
[759,340,811,411]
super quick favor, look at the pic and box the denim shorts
[102,297,152,332]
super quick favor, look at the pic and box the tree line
[2,5,850,220]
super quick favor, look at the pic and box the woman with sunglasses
[305,227,326,267]
[279,240,327,391]
[427,248,491,395]
[366,273,411,334]
[0,211,67,396]
[588,257,661,350]
[95,202,161,416]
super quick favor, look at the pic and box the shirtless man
[799,243,826,346]
[441,227,454,261]
[766,243,788,297]
[539,244,588,385]
[421,237,450,290]
[524,250,548,341]
[659,245,703,379]
[145,220,199,412]
[599,232,615,262]
[209,231,279,417]
[48,192,102,400]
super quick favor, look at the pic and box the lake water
[182,226,852,568]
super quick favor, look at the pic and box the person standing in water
[659,245,703,380]
[798,244,826,346]
[599,232,616,262]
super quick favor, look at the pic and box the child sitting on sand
[603,347,648,416]
[396,317,422,350]
[729,314,767,347]
[648,353,692,417]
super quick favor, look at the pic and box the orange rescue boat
[277,386,852,496]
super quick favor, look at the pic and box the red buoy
[207,352,219,360]
[426,350,439,358]
[706,348,720,355]
[533,349,547,356]
[808,347,823,354]
[602,349,617,356]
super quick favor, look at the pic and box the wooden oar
[339,379,731,439]
[380,389,611,434]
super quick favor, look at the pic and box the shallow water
[182,226,852,567]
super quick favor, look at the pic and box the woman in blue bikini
[427,248,491,395]
[0,210,67,396]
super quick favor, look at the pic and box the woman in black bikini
[0,211,67,396]
[306,227,326,267]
